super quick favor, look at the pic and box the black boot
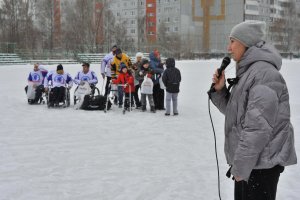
[150,106,156,113]
[142,105,146,112]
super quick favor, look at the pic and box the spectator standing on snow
[111,48,132,107]
[132,52,144,109]
[210,20,297,200]
[112,63,135,110]
[149,49,164,110]
[138,59,155,113]
[162,58,181,116]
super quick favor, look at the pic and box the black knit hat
[115,48,122,55]
[57,64,63,71]
[141,59,149,66]
[166,58,175,68]
[111,45,117,50]
[82,62,90,67]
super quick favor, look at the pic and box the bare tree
[36,0,55,51]
[157,22,180,58]
[137,15,146,51]
[0,0,40,53]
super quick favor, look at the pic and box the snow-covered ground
[0,60,299,200]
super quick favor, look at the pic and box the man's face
[227,38,246,62]
[82,65,89,73]
[33,64,39,71]
[117,53,122,59]
[57,70,63,75]
[143,63,149,68]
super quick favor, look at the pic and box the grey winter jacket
[211,41,297,181]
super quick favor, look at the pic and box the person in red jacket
[112,63,135,109]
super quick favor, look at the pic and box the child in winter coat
[112,63,135,109]
[162,58,181,116]
[138,59,155,113]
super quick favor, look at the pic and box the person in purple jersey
[25,63,48,104]
[101,45,117,96]
[44,64,73,107]
[74,62,98,93]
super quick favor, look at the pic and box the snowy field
[0,60,299,200]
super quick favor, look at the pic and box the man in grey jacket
[210,21,297,200]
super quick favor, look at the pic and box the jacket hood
[237,41,282,77]
[166,58,175,68]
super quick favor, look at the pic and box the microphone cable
[207,59,234,200]
[208,96,222,200]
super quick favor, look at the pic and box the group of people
[25,62,97,107]
[101,46,182,115]
[23,20,298,200]
[25,47,182,115]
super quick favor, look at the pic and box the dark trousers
[133,84,141,107]
[124,93,133,108]
[234,165,284,200]
[153,84,164,109]
[118,85,124,106]
[104,76,112,96]
[50,87,65,104]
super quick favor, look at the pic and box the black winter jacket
[162,65,181,93]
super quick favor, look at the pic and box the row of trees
[0,0,182,58]
[0,0,138,56]
[1,0,298,58]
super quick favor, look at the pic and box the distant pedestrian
[162,58,181,116]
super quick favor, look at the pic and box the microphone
[207,57,231,95]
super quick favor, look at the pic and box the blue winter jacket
[149,52,164,84]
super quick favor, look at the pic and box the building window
[246,5,258,11]
[131,29,136,34]
[148,13,154,17]
[174,27,178,32]
[147,3,153,7]
[148,22,155,27]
